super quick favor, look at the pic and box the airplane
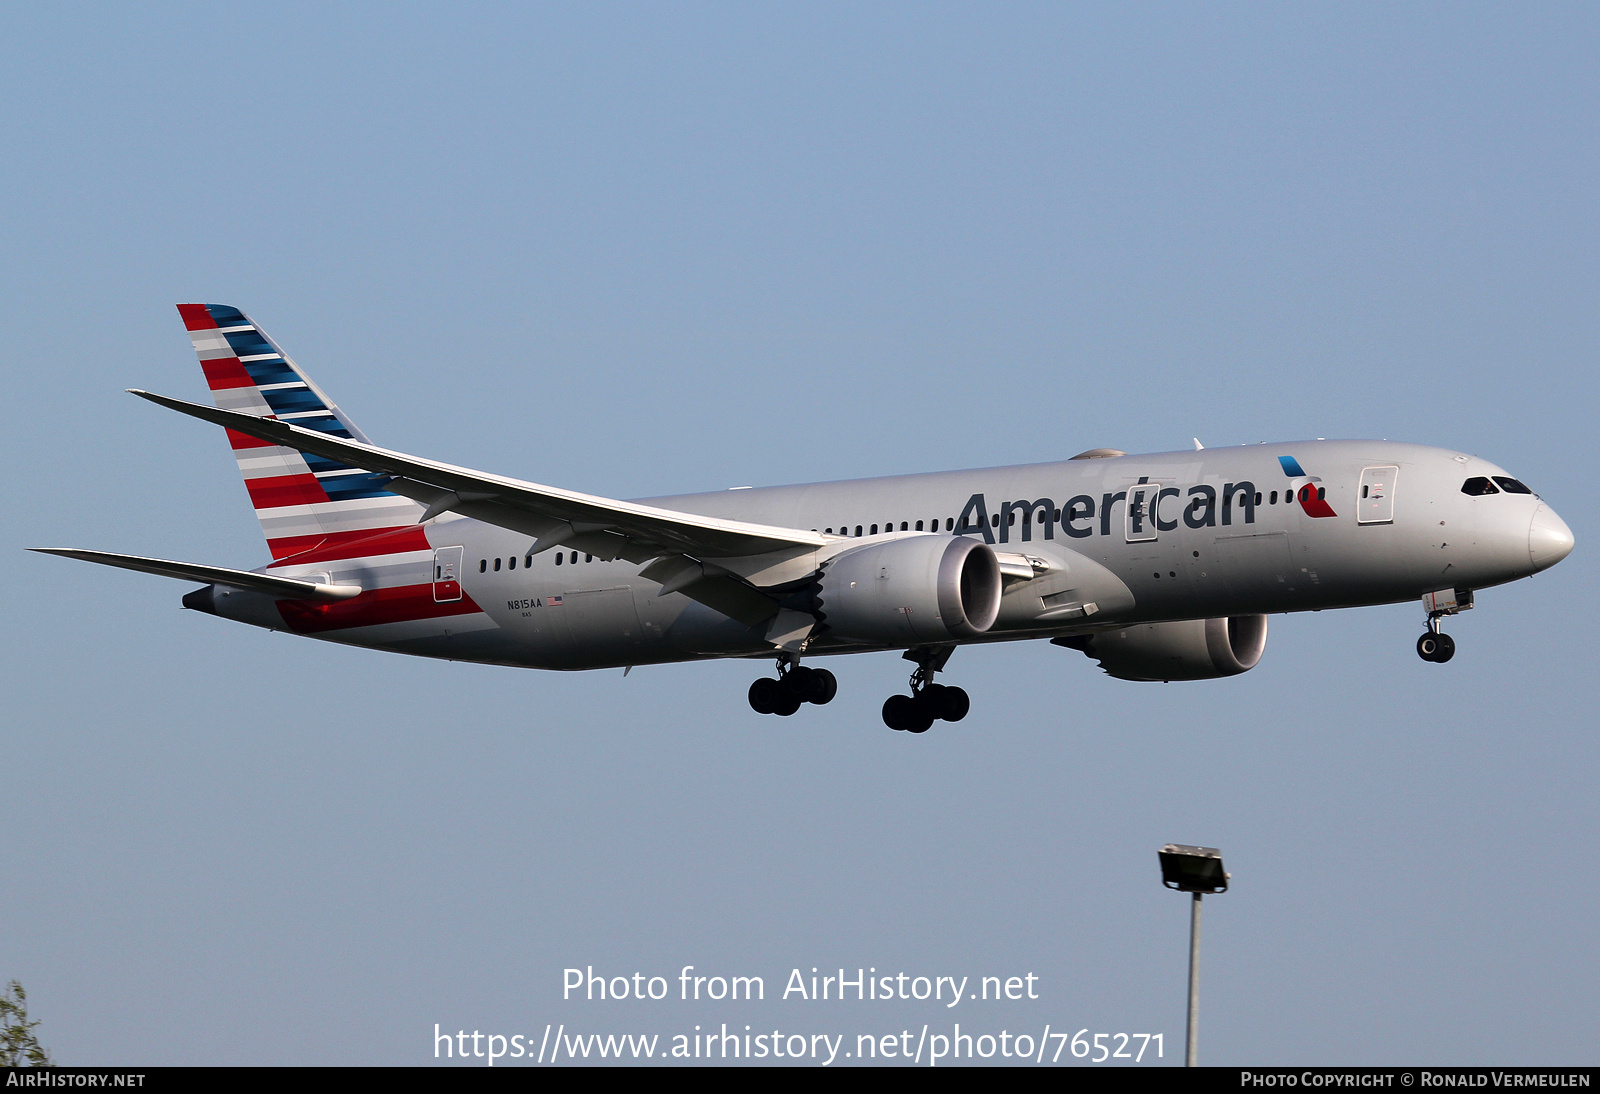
[34,304,1576,733]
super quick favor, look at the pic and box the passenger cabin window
[555,553,563,565]
[1493,476,1533,494]
[570,551,579,564]
[494,558,501,571]
[1461,477,1499,496]
[479,559,487,572]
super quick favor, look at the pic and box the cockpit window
[1461,477,1499,496]
[1493,476,1533,494]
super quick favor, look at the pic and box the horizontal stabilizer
[29,548,362,600]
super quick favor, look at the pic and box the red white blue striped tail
[176,304,424,560]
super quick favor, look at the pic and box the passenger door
[433,546,464,602]
[1125,481,1160,542]
[1357,466,1399,525]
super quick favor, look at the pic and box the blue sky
[3,2,1596,1065]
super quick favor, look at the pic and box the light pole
[1158,843,1229,1067]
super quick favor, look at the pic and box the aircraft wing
[28,548,362,600]
[129,390,827,568]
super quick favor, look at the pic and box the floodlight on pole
[1158,844,1228,1067]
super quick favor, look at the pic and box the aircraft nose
[1529,503,1575,573]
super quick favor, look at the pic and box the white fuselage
[205,440,1569,671]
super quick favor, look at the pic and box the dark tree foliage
[1,980,52,1066]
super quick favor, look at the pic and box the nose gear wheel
[1417,632,1456,663]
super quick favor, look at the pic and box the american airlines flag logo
[548,595,563,606]
[1278,455,1338,518]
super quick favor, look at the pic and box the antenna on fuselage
[1193,438,1205,451]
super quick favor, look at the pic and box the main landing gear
[748,656,838,716]
[882,647,970,733]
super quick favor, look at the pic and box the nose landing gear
[882,646,970,733]
[1416,588,1472,663]
[748,656,837,716]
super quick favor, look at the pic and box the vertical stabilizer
[177,304,424,559]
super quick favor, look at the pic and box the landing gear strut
[882,647,969,733]
[748,655,837,716]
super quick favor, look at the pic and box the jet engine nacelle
[818,535,1002,645]
[1064,615,1268,681]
